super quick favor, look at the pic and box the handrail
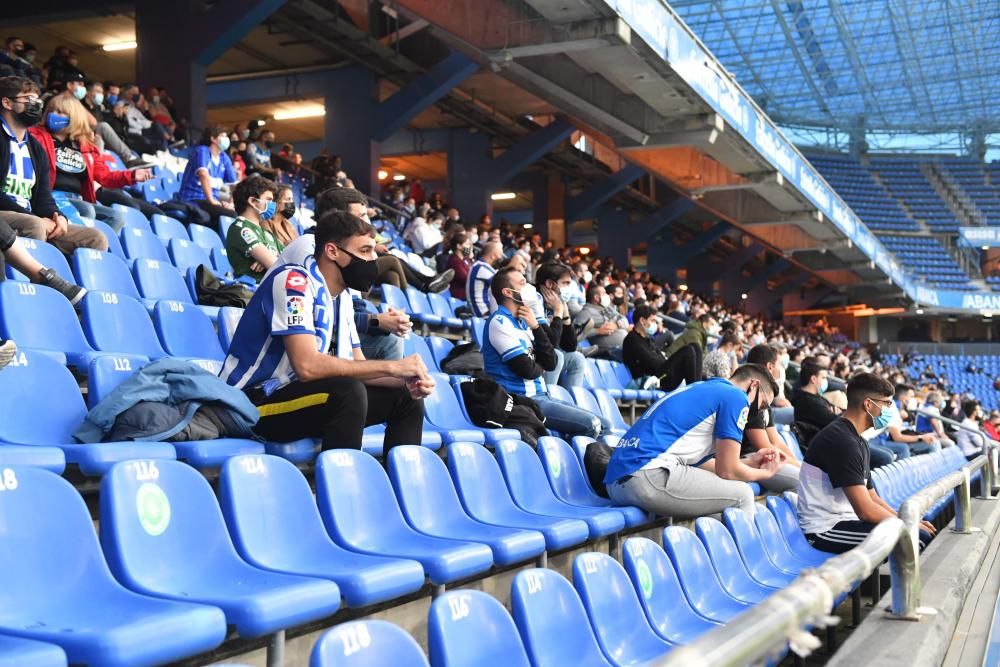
[888,455,988,618]
[645,518,908,667]
[913,407,998,498]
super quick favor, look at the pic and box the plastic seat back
[427,291,458,318]
[547,384,574,404]
[120,227,169,262]
[511,568,612,667]
[0,351,87,445]
[100,459,251,593]
[403,336,438,372]
[447,442,523,517]
[662,526,747,617]
[0,283,94,363]
[83,217,126,261]
[153,300,224,360]
[168,238,212,271]
[428,591,531,667]
[211,247,234,275]
[3,238,72,282]
[721,507,787,574]
[694,517,774,602]
[87,354,149,407]
[581,359,604,389]
[112,203,152,231]
[310,620,428,667]
[132,258,194,303]
[151,214,188,243]
[425,372,475,429]
[572,552,672,663]
[470,318,486,346]
[595,359,627,392]
[188,223,225,253]
[388,445,471,534]
[780,429,805,460]
[426,336,454,371]
[591,388,630,431]
[570,387,603,415]
[72,248,141,300]
[81,292,166,358]
[405,287,436,317]
[379,283,410,312]
[217,215,235,239]
[536,436,604,503]
[217,306,244,354]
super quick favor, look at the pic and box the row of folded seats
[872,446,980,519]
[0,446,835,667]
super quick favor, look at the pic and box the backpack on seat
[194,265,254,308]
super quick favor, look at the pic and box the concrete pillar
[596,203,630,267]
[324,67,380,196]
[447,129,493,223]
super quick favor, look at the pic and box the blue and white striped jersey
[482,305,546,397]
[466,260,496,318]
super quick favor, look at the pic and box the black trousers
[96,187,165,219]
[194,200,236,228]
[245,377,425,457]
[657,343,703,392]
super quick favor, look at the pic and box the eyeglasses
[10,95,40,105]
[867,397,894,407]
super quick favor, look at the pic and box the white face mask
[582,270,593,283]
[511,284,538,307]
[600,294,611,308]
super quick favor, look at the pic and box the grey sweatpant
[749,460,800,494]
[607,463,755,520]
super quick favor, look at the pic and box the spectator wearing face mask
[623,305,702,392]
[913,390,957,449]
[118,85,169,154]
[792,360,837,431]
[702,333,742,379]
[483,267,610,438]
[177,125,239,226]
[534,262,586,388]
[261,184,299,248]
[574,284,629,359]
[245,127,279,179]
[467,240,504,317]
[410,210,444,255]
[445,232,474,299]
[225,176,282,284]
[665,312,716,362]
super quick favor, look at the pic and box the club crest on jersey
[737,407,749,430]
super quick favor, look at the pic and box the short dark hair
[535,262,572,287]
[698,312,715,324]
[316,187,367,217]
[198,124,225,147]
[449,232,468,253]
[313,210,375,258]
[0,76,39,104]
[632,304,656,322]
[731,364,779,396]
[846,373,894,409]
[961,399,980,419]
[490,266,521,304]
[799,360,825,387]
[719,333,742,348]
[233,175,278,214]
[747,344,778,366]
[894,383,914,398]
[720,320,738,333]
[585,284,604,303]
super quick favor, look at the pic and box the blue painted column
[324,66,380,196]
[596,203,631,266]
[447,129,494,222]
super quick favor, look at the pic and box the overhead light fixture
[377,170,388,180]
[983,245,990,251]
[578,247,591,256]
[740,292,748,300]
[273,107,326,120]
[102,40,137,52]
[523,223,533,229]
[947,316,958,323]
[916,308,924,315]
[392,174,406,181]
[491,192,516,201]
[678,284,688,291]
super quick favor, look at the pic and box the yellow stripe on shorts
[258,393,330,417]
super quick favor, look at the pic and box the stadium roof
[669,0,1000,134]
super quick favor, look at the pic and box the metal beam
[566,164,645,222]
[718,242,765,280]
[629,198,696,243]
[489,117,576,186]
[206,69,331,107]
[677,223,731,260]
[764,273,810,306]
[193,0,289,66]
[745,258,791,290]
[371,51,479,142]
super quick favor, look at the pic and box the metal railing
[913,408,998,498]
[646,452,989,666]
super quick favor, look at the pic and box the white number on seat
[0,469,18,491]
[339,624,371,656]
[582,554,600,574]
[17,284,36,296]
[448,595,470,621]
[145,260,159,269]
[101,292,118,304]
[525,572,543,595]
[86,249,104,260]
[130,460,159,481]
[112,357,133,372]
[168,301,185,313]
[241,456,266,475]
[330,452,353,467]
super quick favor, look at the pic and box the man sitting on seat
[792,359,837,431]
[797,372,936,553]
[482,267,610,439]
[220,210,434,458]
[741,344,800,493]
[604,364,784,518]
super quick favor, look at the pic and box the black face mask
[612,296,625,307]
[264,140,274,149]
[280,203,296,219]
[337,247,379,292]
[746,383,762,422]
[12,98,42,127]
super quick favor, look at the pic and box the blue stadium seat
[694,517,778,602]
[212,247,235,275]
[120,227,170,262]
[132,257,194,303]
[570,387,625,436]
[86,354,150,407]
[169,238,213,271]
[0,442,65,474]
[767,495,833,566]
[661,526,752,623]
[216,216,236,239]
[112,203,152,231]
[81,292,167,359]
[0,636,66,667]
[0,351,175,475]
[446,442,590,551]
[494,440,625,538]
[72,248,142,300]
[0,282,98,368]
[426,292,466,328]
[404,287,443,326]
[310,621,429,667]
[428,590,531,667]
[547,384,575,404]
[403,335,438,372]
[426,373,521,445]
[621,537,722,644]
[388,445,546,566]
[378,283,411,314]
[535,436,649,527]
[590,388,632,433]
[0,466,226,665]
[219,454,425,608]
[218,306,244,353]
[594,359,638,401]
[426,336,454,371]
[510,568,613,667]
[188,223,225,253]
[470,318,486,347]
[752,506,822,572]
[315,449,494,585]
[3,238,73,283]
[153,300,225,360]
[138,181,164,204]
[81,217,127,261]
[721,508,802,580]
[572,552,673,664]
[100,459,342,637]
[360,424,442,456]
[151,214,188,243]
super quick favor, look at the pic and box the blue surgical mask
[107,94,118,106]
[558,286,574,303]
[72,86,86,100]
[645,323,658,336]
[819,378,829,394]
[780,355,790,369]
[46,113,70,132]
[218,135,231,151]
[256,199,276,221]
[871,402,898,430]
[92,93,104,106]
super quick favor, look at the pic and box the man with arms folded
[604,364,784,518]
[797,373,935,553]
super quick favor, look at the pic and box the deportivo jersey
[2,117,35,211]
[482,305,546,397]
[466,260,496,318]
[220,255,358,392]
[604,378,751,483]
